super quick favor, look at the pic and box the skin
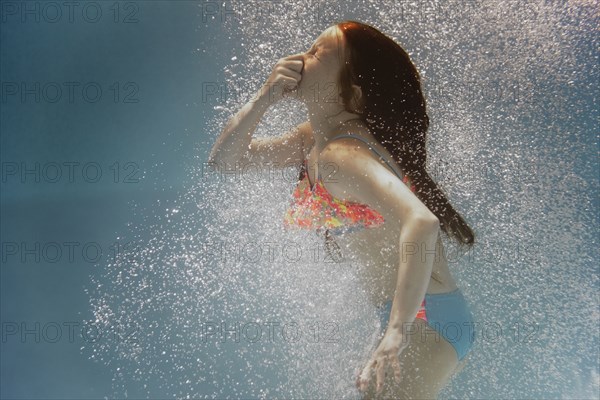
[209,25,471,399]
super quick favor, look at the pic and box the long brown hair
[336,20,475,247]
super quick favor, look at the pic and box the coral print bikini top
[283,134,417,236]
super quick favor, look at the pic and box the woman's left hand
[356,329,408,395]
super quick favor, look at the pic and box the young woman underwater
[209,20,476,399]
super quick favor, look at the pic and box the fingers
[276,76,299,95]
[357,368,369,392]
[357,360,375,392]
[355,375,363,391]
[392,359,402,384]
[280,53,304,73]
[375,359,386,394]
[279,60,303,75]
[278,69,302,82]
[284,52,305,60]
[356,348,404,395]
[271,59,303,95]
[280,79,300,98]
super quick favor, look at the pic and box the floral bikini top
[283,134,416,236]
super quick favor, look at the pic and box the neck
[306,104,363,150]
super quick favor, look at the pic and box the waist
[376,288,463,309]
[425,288,462,300]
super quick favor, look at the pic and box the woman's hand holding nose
[259,53,304,104]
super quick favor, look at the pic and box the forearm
[386,217,440,334]
[208,88,272,165]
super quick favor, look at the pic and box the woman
[209,20,476,399]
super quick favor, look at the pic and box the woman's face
[298,26,345,104]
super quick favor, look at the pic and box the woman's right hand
[259,53,304,104]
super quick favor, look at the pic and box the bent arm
[317,143,440,337]
[386,215,440,335]
[208,89,271,165]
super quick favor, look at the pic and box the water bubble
[87,1,598,398]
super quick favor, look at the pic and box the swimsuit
[283,133,475,361]
[376,289,475,361]
[282,134,416,236]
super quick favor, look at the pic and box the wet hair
[336,20,475,248]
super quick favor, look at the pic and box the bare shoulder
[319,138,384,192]
[320,141,435,226]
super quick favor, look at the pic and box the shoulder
[320,132,401,185]
[320,137,376,182]
[320,139,436,226]
[319,138,395,197]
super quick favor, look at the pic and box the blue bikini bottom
[376,289,475,361]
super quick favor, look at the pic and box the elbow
[207,145,220,165]
[208,151,225,166]
[406,213,440,236]
[208,143,248,166]
[207,148,233,166]
[207,152,217,165]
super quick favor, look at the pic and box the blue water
[1,1,598,399]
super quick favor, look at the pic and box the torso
[303,124,458,307]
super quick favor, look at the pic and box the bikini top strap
[301,158,319,186]
[328,134,404,181]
